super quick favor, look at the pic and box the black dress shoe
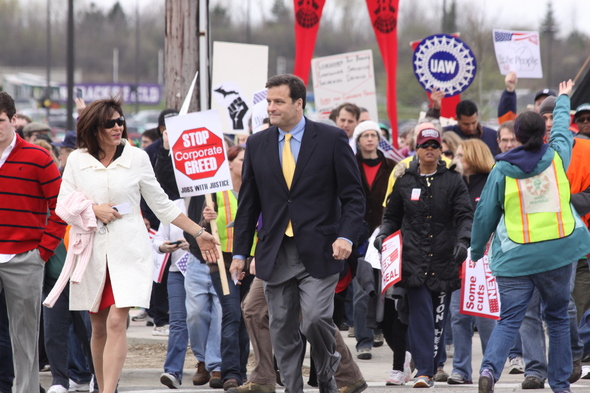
[318,377,338,393]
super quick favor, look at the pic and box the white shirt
[0,133,17,262]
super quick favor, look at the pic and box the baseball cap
[51,131,77,149]
[416,127,442,146]
[534,89,557,103]
[574,103,590,120]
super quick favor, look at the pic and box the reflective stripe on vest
[504,152,575,244]
[216,191,237,253]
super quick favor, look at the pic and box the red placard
[172,127,225,181]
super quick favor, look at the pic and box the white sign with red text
[460,246,501,320]
[311,50,378,121]
[381,230,402,295]
[165,110,233,197]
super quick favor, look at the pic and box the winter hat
[353,120,382,143]
[538,96,556,116]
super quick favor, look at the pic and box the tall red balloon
[293,0,327,85]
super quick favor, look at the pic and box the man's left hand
[332,239,352,260]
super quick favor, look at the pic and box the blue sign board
[413,34,477,97]
[58,83,162,105]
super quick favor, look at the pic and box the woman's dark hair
[77,98,127,159]
[227,145,245,162]
[514,111,545,151]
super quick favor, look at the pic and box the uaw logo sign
[413,34,477,97]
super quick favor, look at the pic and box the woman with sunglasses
[375,126,473,388]
[55,98,220,393]
[445,139,497,385]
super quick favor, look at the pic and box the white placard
[165,110,233,197]
[211,42,269,135]
[311,50,378,121]
[460,247,501,320]
[493,29,542,79]
[365,228,382,270]
[381,230,402,295]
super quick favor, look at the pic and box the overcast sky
[98,0,588,38]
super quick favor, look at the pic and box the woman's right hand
[196,231,220,263]
[559,79,574,97]
[92,204,123,224]
[374,234,386,252]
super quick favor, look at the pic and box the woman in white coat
[57,98,219,393]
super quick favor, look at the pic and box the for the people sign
[166,110,233,197]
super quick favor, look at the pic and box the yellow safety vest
[216,191,237,253]
[504,152,575,244]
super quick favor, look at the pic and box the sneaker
[413,375,434,388]
[522,375,545,389]
[478,369,495,393]
[582,365,590,379]
[338,377,367,393]
[131,310,148,321]
[568,357,582,383]
[447,372,472,384]
[373,333,384,347]
[403,351,413,383]
[68,380,90,392]
[210,371,223,389]
[160,373,181,389]
[348,326,355,338]
[47,386,68,393]
[509,356,525,374]
[226,382,276,393]
[446,344,454,358]
[433,367,448,382]
[40,364,51,372]
[193,362,211,385]
[152,325,170,336]
[356,347,372,360]
[386,370,406,386]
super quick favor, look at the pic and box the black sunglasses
[104,116,125,129]
[417,142,441,149]
[442,150,454,158]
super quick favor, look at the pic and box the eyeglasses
[104,116,125,129]
[417,142,441,149]
[442,150,453,158]
[576,116,590,124]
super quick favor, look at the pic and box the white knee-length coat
[58,140,181,312]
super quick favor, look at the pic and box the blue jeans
[210,269,251,383]
[43,277,94,389]
[68,324,93,384]
[509,332,523,359]
[163,270,189,381]
[352,278,373,351]
[521,263,583,380]
[480,264,573,392]
[184,260,222,373]
[450,289,496,381]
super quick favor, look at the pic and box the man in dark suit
[230,74,365,393]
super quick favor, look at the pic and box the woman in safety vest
[471,80,590,393]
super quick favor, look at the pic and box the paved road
[39,311,590,392]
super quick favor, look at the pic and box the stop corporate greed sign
[413,34,477,97]
[165,110,233,197]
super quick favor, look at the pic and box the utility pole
[66,0,74,131]
[165,0,204,112]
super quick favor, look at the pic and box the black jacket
[378,159,473,292]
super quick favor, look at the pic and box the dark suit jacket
[233,118,365,281]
